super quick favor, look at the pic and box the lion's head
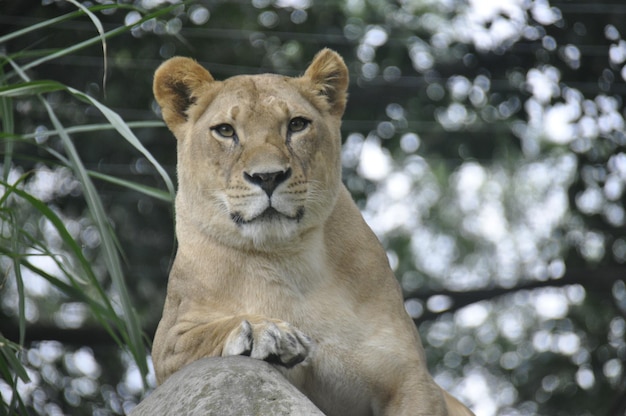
[153,49,349,249]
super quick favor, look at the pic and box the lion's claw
[223,320,313,367]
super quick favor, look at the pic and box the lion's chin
[229,207,305,248]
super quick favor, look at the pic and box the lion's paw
[223,320,313,367]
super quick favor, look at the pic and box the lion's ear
[303,49,349,116]
[153,57,214,135]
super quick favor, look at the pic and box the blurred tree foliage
[1,0,625,415]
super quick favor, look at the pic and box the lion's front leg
[152,313,313,384]
[223,319,313,367]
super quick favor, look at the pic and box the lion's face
[153,50,349,249]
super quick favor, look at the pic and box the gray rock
[129,356,324,416]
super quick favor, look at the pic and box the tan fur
[152,49,474,416]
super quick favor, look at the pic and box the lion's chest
[236,260,375,415]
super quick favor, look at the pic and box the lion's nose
[244,168,292,197]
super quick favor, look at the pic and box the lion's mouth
[231,207,304,226]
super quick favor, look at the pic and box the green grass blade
[39,96,149,376]
[18,120,165,140]
[2,54,149,371]
[0,335,29,415]
[1,179,105,290]
[16,259,124,346]
[89,170,173,202]
[67,86,175,198]
[0,4,133,45]
[0,79,174,202]
[0,79,65,97]
[14,4,181,74]
[0,336,30,382]
[0,65,15,181]
[0,183,126,345]
[0,5,188,387]
[11,237,26,347]
[64,0,108,91]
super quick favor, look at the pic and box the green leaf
[0,78,174,202]
[66,86,176,199]
[0,4,132,45]
[0,336,29,383]
[18,120,165,140]
[5,3,181,75]
[89,170,173,203]
[0,182,125,345]
[39,96,149,376]
[0,80,65,97]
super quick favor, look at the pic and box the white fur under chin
[237,218,301,248]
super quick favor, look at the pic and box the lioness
[152,49,474,416]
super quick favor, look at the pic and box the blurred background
[1,0,625,415]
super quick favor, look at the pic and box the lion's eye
[288,117,310,133]
[212,124,236,138]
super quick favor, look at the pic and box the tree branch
[409,266,625,324]
[1,267,623,346]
